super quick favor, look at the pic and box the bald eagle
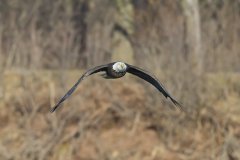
[50,62,182,112]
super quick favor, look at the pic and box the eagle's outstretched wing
[126,64,182,109]
[50,64,108,112]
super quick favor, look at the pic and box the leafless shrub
[0,0,117,69]
[200,0,240,72]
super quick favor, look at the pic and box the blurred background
[0,0,240,159]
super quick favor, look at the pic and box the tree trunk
[182,0,203,73]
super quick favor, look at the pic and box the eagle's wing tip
[169,97,186,112]
[50,106,58,113]
[50,108,55,113]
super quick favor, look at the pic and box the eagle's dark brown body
[107,67,126,78]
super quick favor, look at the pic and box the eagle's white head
[112,62,127,72]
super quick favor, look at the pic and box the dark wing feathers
[51,62,183,113]
[50,64,108,112]
[126,64,182,109]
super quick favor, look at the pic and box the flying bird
[50,62,182,112]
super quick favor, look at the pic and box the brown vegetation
[0,0,240,160]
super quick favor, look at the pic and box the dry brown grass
[0,70,239,160]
